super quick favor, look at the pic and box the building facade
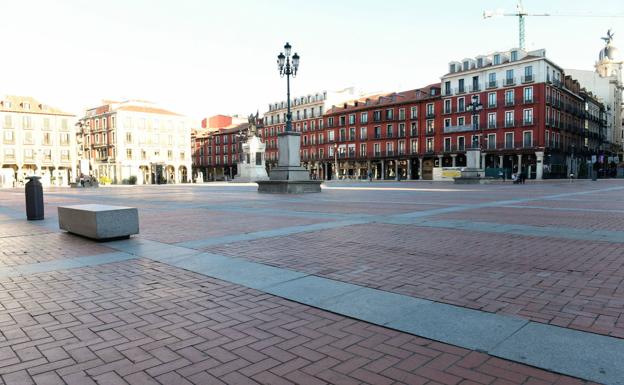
[0,96,76,187]
[80,100,192,184]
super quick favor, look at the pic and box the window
[458,79,465,93]
[523,87,533,103]
[374,143,381,156]
[472,115,480,130]
[410,139,418,154]
[386,142,393,155]
[444,81,451,95]
[505,132,514,148]
[398,123,406,137]
[488,92,497,108]
[23,102,31,110]
[43,118,50,130]
[426,138,434,152]
[505,111,515,127]
[463,61,469,71]
[373,111,381,122]
[22,116,32,129]
[126,149,132,160]
[61,150,70,161]
[426,103,434,116]
[545,130,550,147]
[3,115,12,128]
[385,109,394,120]
[43,149,52,161]
[349,127,356,141]
[457,97,465,112]
[458,136,465,151]
[505,90,514,106]
[523,109,533,125]
[328,130,335,142]
[458,117,465,126]
[410,106,418,119]
[493,54,500,65]
[360,112,368,124]
[398,140,405,155]
[523,131,533,147]
[444,118,451,128]
[386,124,393,138]
[374,126,381,139]
[3,130,14,144]
[360,143,366,157]
[328,117,334,127]
[505,69,515,85]
[524,66,533,82]
[410,122,418,136]
[398,108,405,120]
[488,113,496,129]
[511,50,518,61]
[23,131,33,145]
[488,73,497,88]
[339,116,346,126]
[339,128,346,141]
[444,137,452,152]
[43,132,51,145]
[360,127,367,140]
[444,99,451,114]
[487,134,496,149]
[426,120,434,134]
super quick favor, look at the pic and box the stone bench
[58,204,139,240]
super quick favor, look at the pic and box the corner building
[0,96,76,187]
[442,48,596,179]
[81,100,192,184]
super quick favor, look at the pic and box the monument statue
[234,112,269,182]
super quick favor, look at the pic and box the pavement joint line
[388,218,624,243]
[500,204,624,214]
[117,238,624,385]
[0,251,137,278]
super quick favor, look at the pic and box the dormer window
[23,102,31,110]
[463,61,469,71]
[3,101,11,108]
[449,63,456,73]
[511,50,518,61]
[493,54,501,65]
[477,58,483,68]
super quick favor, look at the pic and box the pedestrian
[79,173,85,187]
[520,171,526,184]
[368,170,372,182]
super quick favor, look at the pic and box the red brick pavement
[0,226,115,267]
[207,223,624,338]
[0,259,596,385]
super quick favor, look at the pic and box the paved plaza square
[1,180,624,385]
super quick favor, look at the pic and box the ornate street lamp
[334,142,338,180]
[277,42,300,132]
[467,95,483,149]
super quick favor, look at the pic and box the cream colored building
[0,96,76,188]
[81,100,192,184]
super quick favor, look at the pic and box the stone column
[418,157,424,179]
[381,160,385,180]
[367,161,372,179]
[395,161,399,180]
[481,153,486,170]
[451,154,457,167]
[499,155,504,169]
[517,154,523,174]
[437,155,443,168]
[407,159,412,180]
[535,151,544,180]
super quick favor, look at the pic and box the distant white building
[0,96,76,187]
[566,30,623,154]
[80,100,192,184]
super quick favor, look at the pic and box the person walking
[368,170,373,182]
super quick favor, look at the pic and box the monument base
[453,168,491,184]
[257,180,322,194]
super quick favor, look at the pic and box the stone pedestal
[257,131,322,193]
[454,149,486,184]
[234,136,269,182]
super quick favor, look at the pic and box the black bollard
[25,176,44,220]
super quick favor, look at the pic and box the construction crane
[484,0,624,50]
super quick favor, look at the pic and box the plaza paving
[1,180,623,384]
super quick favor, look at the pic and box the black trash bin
[25,176,44,220]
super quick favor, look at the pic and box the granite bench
[58,204,139,240]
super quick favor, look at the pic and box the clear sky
[1,0,622,123]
